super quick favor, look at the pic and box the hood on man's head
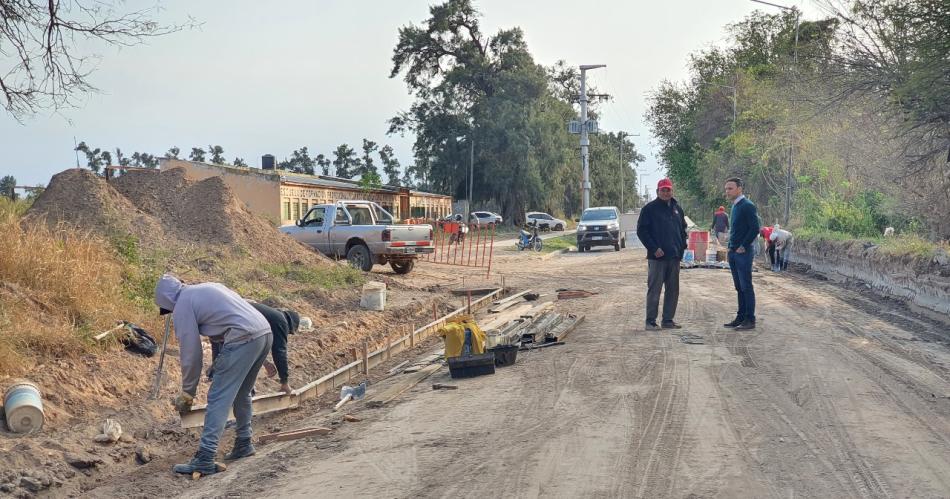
[283,309,301,334]
[155,274,184,315]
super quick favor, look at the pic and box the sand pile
[27,168,324,263]
[26,168,165,244]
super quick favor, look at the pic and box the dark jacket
[250,303,300,384]
[712,212,729,232]
[636,197,688,260]
[728,197,760,251]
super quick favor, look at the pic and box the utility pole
[468,140,474,215]
[619,132,624,213]
[578,64,606,211]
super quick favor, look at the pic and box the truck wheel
[390,259,414,275]
[346,244,373,272]
[555,224,564,231]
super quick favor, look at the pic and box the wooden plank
[387,360,409,375]
[491,289,532,306]
[365,363,442,406]
[450,286,498,296]
[479,303,535,332]
[259,427,332,444]
[181,391,298,429]
[488,299,526,313]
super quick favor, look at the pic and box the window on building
[291,199,300,221]
[301,200,308,216]
[283,200,291,221]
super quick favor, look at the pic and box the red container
[688,230,709,243]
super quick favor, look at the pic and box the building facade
[159,159,452,226]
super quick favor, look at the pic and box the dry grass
[0,199,151,376]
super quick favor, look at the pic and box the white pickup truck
[279,201,433,274]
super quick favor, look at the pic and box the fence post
[362,340,369,375]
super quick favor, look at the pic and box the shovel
[149,315,172,400]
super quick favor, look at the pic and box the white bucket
[3,380,44,433]
[359,282,387,311]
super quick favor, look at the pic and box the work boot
[224,437,255,461]
[723,318,743,328]
[734,320,756,330]
[173,448,218,475]
[644,322,661,331]
[661,321,682,329]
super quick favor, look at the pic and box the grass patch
[796,227,948,258]
[262,262,365,289]
[0,199,154,376]
[538,234,576,253]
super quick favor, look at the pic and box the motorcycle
[517,222,543,252]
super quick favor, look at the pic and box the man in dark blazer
[636,178,688,330]
[724,177,760,330]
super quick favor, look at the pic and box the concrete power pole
[578,64,605,211]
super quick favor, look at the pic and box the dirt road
[93,243,950,498]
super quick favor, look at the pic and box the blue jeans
[728,249,756,322]
[199,333,272,453]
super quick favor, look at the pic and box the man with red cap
[636,177,688,330]
[711,206,730,247]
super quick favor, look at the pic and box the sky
[1,0,822,198]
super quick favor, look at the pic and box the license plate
[405,247,416,254]
[592,236,603,240]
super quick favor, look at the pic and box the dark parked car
[576,206,625,252]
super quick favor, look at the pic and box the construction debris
[680,334,705,344]
[93,419,122,443]
[432,384,458,390]
[556,289,598,300]
[259,427,333,444]
[343,414,362,422]
[520,342,565,351]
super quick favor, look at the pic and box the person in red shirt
[760,225,775,269]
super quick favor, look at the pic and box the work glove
[172,392,194,414]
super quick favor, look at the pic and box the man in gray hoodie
[154,274,273,476]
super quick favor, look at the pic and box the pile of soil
[27,168,324,263]
[26,168,165,245]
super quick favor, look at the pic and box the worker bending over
[154,275,273,476]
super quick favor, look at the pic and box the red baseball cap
[657,178,673,191]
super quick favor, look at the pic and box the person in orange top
[760,225,775,269]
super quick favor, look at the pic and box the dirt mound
[25,168,165,244]
[28,168,324,263]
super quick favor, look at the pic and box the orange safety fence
[420,222,495,276]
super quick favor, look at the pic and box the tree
[358,139,379,178]
[279,147,316,174]
[165,147,180,159]
[359,171,383,194]
[389,0,581,222]
[208,145,226,165]
[1,176,17,201]
[379,145,402,185]
[189,147,207,163]
[114,148,130,167]
[75,141,105,174]
[131,152,158,168]
[332,144,358,178]
[0,2,190,120]
[233,157,248,167]
[316,154,332,176]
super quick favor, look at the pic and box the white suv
[525,212,566,231]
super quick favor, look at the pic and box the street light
[751,0,799,226]
[579,64,606,211]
